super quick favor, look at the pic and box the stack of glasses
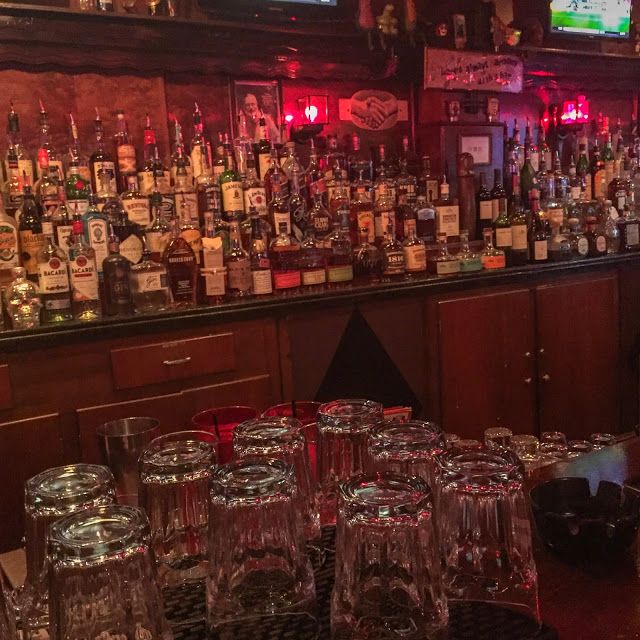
[11,400,548,640]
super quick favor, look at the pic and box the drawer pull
[162,357,192,366]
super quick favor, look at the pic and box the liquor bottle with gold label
[349,169,374,246]
[219,148,244,220]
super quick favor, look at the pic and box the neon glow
[560,96,589,124]
[304,105,319,123]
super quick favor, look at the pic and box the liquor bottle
[288,165,308,237]
[6,266,41,329]
[576,144,591,201]
[306,140,326,207]
[374,181,396,247]
[219,148,244,219]
[263,147,288,204]
[396,188,417,242]
[190,103,206,181]
[68,216,100,321]
[528,190,549,264]
[327,164,350,219]
[309,191,332,242]
[0,197,19,274]
[102,230,134,315]
[543,176,565,231]
[299,227,327,290]
[381,223,405,281]
[114,110,137,193]
[121,175,151,229]
[268,172,291,237]
[349,170,374,245]
[139,115,170,196]
[567,217,589,259]
[493,187,512,261]
[243,157,268,218]
[434,170,460,240]
[177,191,202,267]
[538,120,552,171]
[374,144,396,204]
[480,227,506,270]
[82,192,109,277]
[174,148,198,224]
[323,135,347,180]
[170,120,193,187]
[415,195,436,244]
[508,182,528,266]
[590,139,606,200]
[477,172,493,234]
[269,222,301,293]
[417,155,439,202]
[457,229,482,273]
[224,221,252,297]
[433,232,460,277]
[195,144,221,226]
[146,186,172,263]
[129,240,170,313]
[163,216,197,307]
[524,118,539,173]
[617,197,640,252]
[602,133,615,189]
[52,196,73,258]
[608,162,628,215]
[234,113,253,178]
[325,210,354,287]
[603,204,621,254]
[584,215,607,257]
[89,109,117,196]
[255,118,272,180]
[547,225,572,262]
[553,151,569,203]
[34,149,61,220]
[67,114,90,183]
[396,151,417,206]
[37,101,63,181]
[513,119,524,169]
[347,133,372,184]
[212,133,226,183]
[5,103,33,188]
[3,144,24,218]
[490,169,507,224]
[65,154,90,216]
[568,156,582,203]
[37,218,71,323]
[353,226,382,284]
[18,176,44,282]
[520,139,537,206]
[402,226,426,276]
[505,147,520,199]
[97,167,125,223]
[281,141,303,190]
[249,215,273,296]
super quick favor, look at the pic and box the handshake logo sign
[348,90,399,131]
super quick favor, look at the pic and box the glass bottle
[242,157,268,218]
[433,232,460,277]
[281,141,303,190]
[113,110,137,193]
[380,223,405,281]
[567,217,589,259]
[326,211,354,287]
[34,148,61,220]
[524,117,539,172]
[6,266,41,329]
[585,215,608,257]
[121,175,150,229]
[269,221,301,293]
[457,229,482,273]
[608,161,628,215]
[520,138,537,206]
[509,182,528,266]
[190,103,206,181]
[82,192,110,279]
[323,134,347,180]
[528,189,549,264]
[103,230,134,316]
[249,216,273,296]
[306,140,326,207]
[616,199,639,252]
[299,227,327,290]
[98,168,125,224]
[590,140,606,200]
[65,155,90,217]
[219,147,244,220]
[163,216,197,307]
[3,144,24,218]
[415,194,436,244]
[553,151,569,204]
[512,119,524,169]
[477,172,493,234]
[328,164,350,219]
[547,226,572,262]
[353,226,383,284]
[174,147,198,224]
[37,219,71,323]
[129,244,170,313]
[112,206,144,267]
[576,143,591,200]
[263,146,288,204]
[18,176,44,282]
[602,132,615,188]
[146,186,172,264]
[396,189,417,243]
[493,187,512,263]
[288,165,309,238]
[138,114,170,196]
[37,101,63,181]
[268,172,291,237]
[349,170,375,246]
[178,192,203,267]
[195,143,221,228]
[89,109,117,195]
[402,226,426,277]
[67,113,90,183]
[52,196,73,259]
[0,197,20,274]
[170,120,193,188]
[348,133,373,184]
[255,118,272,181]
[309,191,332,243]
[4,103,34,188]
[374,182,396,247]
[68,217,101,321]
[480,227,506,270]
[490,169,508,226]
[538,119,552,171]
[212,133,226,183]
[225,221,252,297]
[396,152,417,207]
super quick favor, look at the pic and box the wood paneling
[0,365,13,410]
[618,264,640,431]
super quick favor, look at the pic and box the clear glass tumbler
[317,399,384,525]
[540,431,569,460]
[138,430,217,588]
[365,420,445,491]
[435,445,540,625]
[568,439,594,458]
[484,426,513,449]
[0,573,17,640]
[48,505,172,640]
[590,432,617,448]
[510,434,540,468]
[191,406,257,463]
[207,459,317,638]
[233,417,320,544]
[331,472,448,640]
[18,464,116,631]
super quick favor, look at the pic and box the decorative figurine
[377,4,399,51]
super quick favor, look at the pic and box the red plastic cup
[261,401,321,426]
[191,406,258,463]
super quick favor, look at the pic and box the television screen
[271,0,337,4]
[550,0,631,37]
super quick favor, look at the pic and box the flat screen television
[550,0,632,38]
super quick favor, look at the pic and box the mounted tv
[201,0,342,22]
[550,0,632,38]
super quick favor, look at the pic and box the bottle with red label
[37,219,71,323]
[269,222,301,293]
[68,216,101,321]
[480,227,506,270]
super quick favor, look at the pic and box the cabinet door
[436,288,536,438]
[536,275,620,439]
[0,413,69,552]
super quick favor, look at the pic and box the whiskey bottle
[325,211,353,287]
[37,219,71,323]
[68,217,100,321]
[374,181,396,247]
[396,189,417,242]
[3,146,24,218]
[374,144,396,204]
[190,103,206,181]
[528,190,549,263]
[299,227,327,290]
[327,164,350,219]
[268,172,291,237]
[170,120,193,187]
[18,176,44,282]
[195,143,220,227]
[178,193,202,267]
[243,157,268,218]
[590,140,606,200]
[103,230,134,315]
[114,110,137,193]
[434,170,460,240]
[34,149,61,220]
[174,147,198,224]
[130,244,170,313]
[347,133,373,184]
[212,133,226,183]
[269,222,301,293]
[508,185,529,266]
[353,226,383,284]
[585,215,607,257]
[567,217,589,259]
[480,227,506,270]
[493,187,512,261]
[553,151,569,203]
[417,155,439,203]
[146,187,172,263]
[396,151,417,206]
[255,118,272,180]
[225,221,252,297]
[249,215,272,296]
[349,170,374,245]
[163,216,197,307]
[89,109,117,196]
[457,230,482,273]
[37,101,63,181]
[5,103,33,188]
[219,149,244,219]
[121,175,151,229]
[433,232,460,277]
[139,115,170,196]
[82,193,109,278]
[0,198,19,274]
[617,198,640,252]
[306,140,327,207]
[309,191,332,243]
[263,147,288,204]
[576,144,590,200]
[323,134,347,180]
[477,172,493,234]
[415,195,436,244]
[402,226,426,276]
[381,223,405,281]
[288,165,309,237]
[65,155,90,217]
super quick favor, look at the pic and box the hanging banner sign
[424,48,523,93]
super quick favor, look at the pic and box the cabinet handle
[541,374,551,382]
[524,377,532,384]
[162,357,192,366]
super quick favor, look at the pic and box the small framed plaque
[459,135,491,165]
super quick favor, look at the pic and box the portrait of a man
[234,81,282,145]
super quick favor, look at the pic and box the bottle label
[123,197,151,227]
[175,191,199,223]
[87,219,109,272]
[459,256,482,272]
[244,187,268,216]
[93,162,117,194]
[615,190,627,212]
[38,258,69,293]
[42,194,60,219]
[511,225,527,250]
[596,235,607,253]
[534,239,548,261]
[146,230,172,257]
[547,208,564,228]
[594,169,607,198]
[198,184,221,215]
[160,194,176,220]
[626,222,640,247]
[258,154,271,181]
[273,270,301,289]
[221,181,244,213]
[481,254,506,269]
[435,205,460,238]
[119,234,144,265]
[0,224,19,268]
[374,209,396,239]
[495,227,512,248]
[356,209,375,243]
[180,229,203,265]
[18,159,34,184]
[425,179,439,202]
[56,224,74,258]
[313,216,330,235]
[190,146,204,180]
[570,186,582,201]
[327,264,353,283]
[302,268,326,286]
[530,151,540,173]
[479,201,493,220]
[383,250,405,275]
[47,160,64,182]
[273,211,292,236]
[70,255,99,301]
[228,258,252,291]
[138,171,171,196]
[309,178,326,197]
[67,199,89,217]
[403,244,426,272]
[117,144,137,174]
[205,271,225,297]
[19,231,45,275]
[577,236,589,256]
[252,269,273,294]
[131,270,167,293]
[403,219,417,239]
[436,259,460,275]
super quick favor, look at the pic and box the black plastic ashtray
[530,477,640,557]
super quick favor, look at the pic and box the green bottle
[65,156,90,216]
[219,148,244,218]
[520,142,537,207]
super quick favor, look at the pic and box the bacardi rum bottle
[37,219,72,323]
[68,217,100,321]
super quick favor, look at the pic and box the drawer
[110,333,235,390]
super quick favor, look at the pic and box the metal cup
[96,417,161,505]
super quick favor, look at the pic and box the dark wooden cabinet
[536,275,620,439]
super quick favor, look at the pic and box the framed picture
[459,134,491,165]
[232,79,282,145]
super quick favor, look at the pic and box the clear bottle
[281,141,303,190]
[349,170,375,245]
[4,103,33,189]
[34,148,61,220]
[130,244,170,313]
[309,191,332,243]
[326,211,354,287]
[480,227,506,269]
[81,192,110,279]
[288,165,309,238]
[249,215,272,296]
[163,216,197,307]
[374,182,396,247]
[89,108,117,195]
[433,232,460,277]
[553,151,569,204]
[3,144,24,218]
[138,115,170,196]
[68,217,101,321]
[37,219,72,323]
[374,144,397,204]
[381,223,405,281]
[102,230,134,316]
[299,227,327,290]
[402,226,426,276]
[53,196,73,259]
[457,229,482,273]
[547,226,572,262]
[225,221,252,297]
[174,147,198,224]
[264,146,288,204]
[348,133,373,184]
[18,176,45,282]
[306,140,326,207]
[121,175,151,229]
[269,221,301,293]
[98,169,125,224]
[567,217,589,259]
[37,101,63,181]
[6,266,41,330]
[328,164,350,219]
[114,110,137,193]
[190,103,207,181]
[396,151,417,208]
[524,117,539,172]
[268,171,292,237]
[67,113,90,183]
[242,157,268,218]
[170,120,193,187]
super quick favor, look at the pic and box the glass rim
[140,430,216,474]
[210,458,294,500]
[484,426,513,437]
[233,417,305,447]
[96,416,160,438]
[317,398,383,432]
[367,420,445,458]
